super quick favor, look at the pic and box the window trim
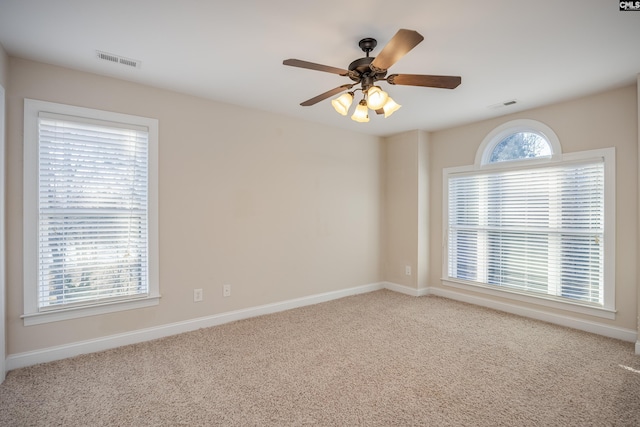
[23,99,160,325]
[443,143,616,320]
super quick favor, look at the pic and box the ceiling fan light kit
[365,86,388,110]
[283,29,461,123]
[382,97,401,118]
[331,92,354,116]
[351,99,370,123]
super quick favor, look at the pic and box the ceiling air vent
[96,50,141,69]
[487,99,518,110]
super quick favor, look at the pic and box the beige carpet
[1,290,639,426]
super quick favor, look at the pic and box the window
[475,119,561,166]
[488,131,551,163]
[23,99,159,325]
[444,120,615,319]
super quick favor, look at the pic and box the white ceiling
[1,1,639,136]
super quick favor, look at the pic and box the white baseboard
[382,282,429,297]
[427,286,638,343]
[6,282,384,371]
[6,281,638,371]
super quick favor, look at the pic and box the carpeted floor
[1,290,639,426]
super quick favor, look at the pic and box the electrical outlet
[405,265,412,276]
[223,284,231,297]
[193,288,203,302]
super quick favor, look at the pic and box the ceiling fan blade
[283,59,349,76]
[300,84,355,106]
[387,74,462,89]
[370,29,424,72]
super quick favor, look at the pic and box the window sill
[441,278,616,320]
[22,295,161,326]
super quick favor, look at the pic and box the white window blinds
[447,159,605,306]
[37,113,150,310]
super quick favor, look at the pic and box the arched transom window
[475,119,561,166]
[489,131,551,163]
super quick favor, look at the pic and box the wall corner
[417,131,430,289]
[636,73,640,353]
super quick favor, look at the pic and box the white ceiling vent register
[96,50,141,69]
[487,99,518,110]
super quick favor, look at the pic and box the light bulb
[366,86,389,110]
[331,92,353,116]
[351,100,369,123]
[382,97,401,118]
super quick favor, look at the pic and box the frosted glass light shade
[366,86,389,110]
[351,101,369,123]
[331,92,353,116]
[382,97,401,118]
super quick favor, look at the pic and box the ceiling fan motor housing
[348,38,387,87]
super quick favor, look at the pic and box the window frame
[475,119,562,166]
[443,120,616,320]
[23,99,160,326]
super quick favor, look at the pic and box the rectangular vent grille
[96,50,141,69]
[487,99,518,110]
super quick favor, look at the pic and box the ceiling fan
[283,29,461,122]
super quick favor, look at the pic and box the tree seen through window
[489,131,551,163]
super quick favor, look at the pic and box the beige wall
[0,43,7,87]
[417,132,429,290]
[429,85,638,331]
[637,75,640,351]
[383,131,418,287]
[6,58,384,354]
[1,42,7,378]
[3,54,638,358]
[383,130,429,290]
